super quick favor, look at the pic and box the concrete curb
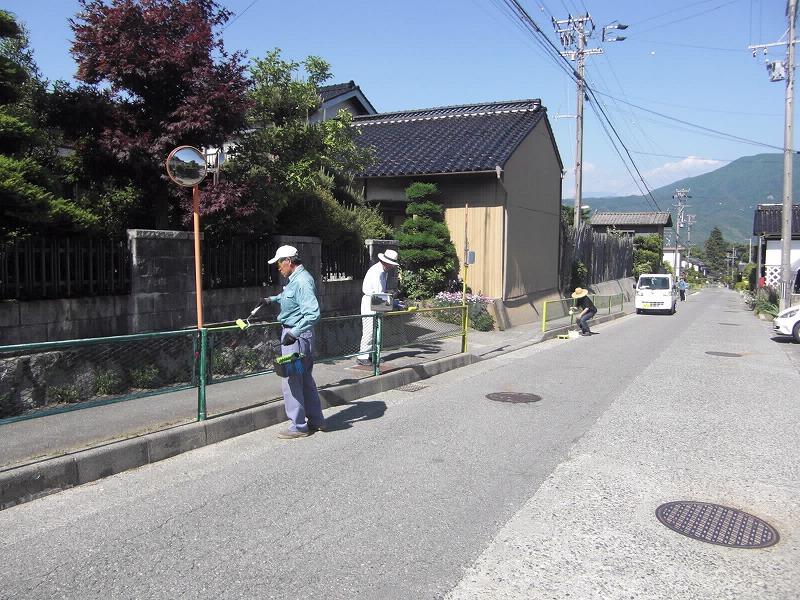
[0,312,631,511]
[480,309,631,359]
[0,352,481,510]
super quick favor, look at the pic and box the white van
[634,274,677,315]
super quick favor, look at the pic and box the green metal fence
[0,306,467,425]
[541,293,625,333]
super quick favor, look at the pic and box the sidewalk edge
[0,352,481,511]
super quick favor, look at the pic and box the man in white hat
[262,245,326,438]
[571,287,597,336]
[356,249,400,366]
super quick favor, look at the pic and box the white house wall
[764,239,800,287]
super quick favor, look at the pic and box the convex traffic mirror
[166,146,207,187]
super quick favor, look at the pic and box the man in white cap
[356,249,400,366]
[262,245,326,438]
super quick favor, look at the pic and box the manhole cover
[656,501,779,548]
[717,322,740,326]
[705,351,742,357]
[486,392,541,404]
[396,383,427,392]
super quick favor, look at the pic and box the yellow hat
[571,287,589,299]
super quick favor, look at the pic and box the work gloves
[281,331,298,346]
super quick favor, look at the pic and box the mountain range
[580,153,799,245]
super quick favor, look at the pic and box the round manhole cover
[717,322,740,326]
[656,501,779,548]
[486,392,541,404]
[705,351,742,357]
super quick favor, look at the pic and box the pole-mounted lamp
[602,21,628,42]
[165,145,208,329]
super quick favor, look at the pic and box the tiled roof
[752,203,800,236]
[591,212,673,227]
[354,99,545,177]
[318,81,357,102]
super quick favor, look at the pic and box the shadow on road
[323,400,387,432]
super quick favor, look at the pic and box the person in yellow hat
[571,287,597,336]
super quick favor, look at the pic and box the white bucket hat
[378,248,400,266]
[268,245,299,264]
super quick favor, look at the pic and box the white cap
[378,249,400,266]
[268,245,298,264]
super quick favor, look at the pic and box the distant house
[354,99,563,322]
[590,212,673,237]
[752,203,800,290]
[662,246,688,274]
[311,81,377,122]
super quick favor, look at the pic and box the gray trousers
[280,328,325,432]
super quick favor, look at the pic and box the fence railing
[202,238,278,289]
[0,237,131,300]
[1,236,370,299]
[0,305,467,425]
[541,293,625,333]
[321,245,370,281]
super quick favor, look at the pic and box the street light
[602,21,628,42]
[165,145,208,329]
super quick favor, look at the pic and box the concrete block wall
[1,231,366,345]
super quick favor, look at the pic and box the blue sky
[2,0,790,200]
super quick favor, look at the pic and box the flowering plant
[434,291,493,305]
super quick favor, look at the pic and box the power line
[634,0,741,36]
[222,0,261,32]
[591,89,792,152]
[629,0,729,27]
[498,1,662,211]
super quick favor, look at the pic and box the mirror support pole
[192,185,204,329]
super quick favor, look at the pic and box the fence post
[541,301,548,333]
[197,328,207,421]
[373,313,382,376]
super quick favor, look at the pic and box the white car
[773,305,800,343]
[634,274,677,315]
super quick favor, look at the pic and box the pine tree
[704,226,727,275]
[0,10,95,242]
[396,182,458,299]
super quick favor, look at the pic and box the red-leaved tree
[70,0,250,228]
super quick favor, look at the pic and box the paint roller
[236,298,270,329]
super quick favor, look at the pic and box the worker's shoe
[308,422,327,433]
[356,358,371,366]
[277,429,310,439]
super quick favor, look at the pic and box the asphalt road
[1,288,798,599]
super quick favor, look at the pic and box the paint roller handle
[249,297,272,316]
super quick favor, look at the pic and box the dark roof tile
[753,203,800,236]
[591,212,673,227]
[354,99,545,177]
[318,81,357,102]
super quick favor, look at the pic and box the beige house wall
[443,203,504,299]
[501,119,562,302]
[363,174,506,299]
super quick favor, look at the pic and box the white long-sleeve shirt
[362,262,388,296]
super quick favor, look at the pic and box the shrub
[397,183,459,300]
[93,369,123,396]
[432,291,495,331]
[131,364,161,389]
[753,287,779,317]
[50,385,80,404]
[570,261,588,291]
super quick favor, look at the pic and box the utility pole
[749,0,797,309]
[672,189,690,275]
[685,214,696,258]
[553,16,627,229]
